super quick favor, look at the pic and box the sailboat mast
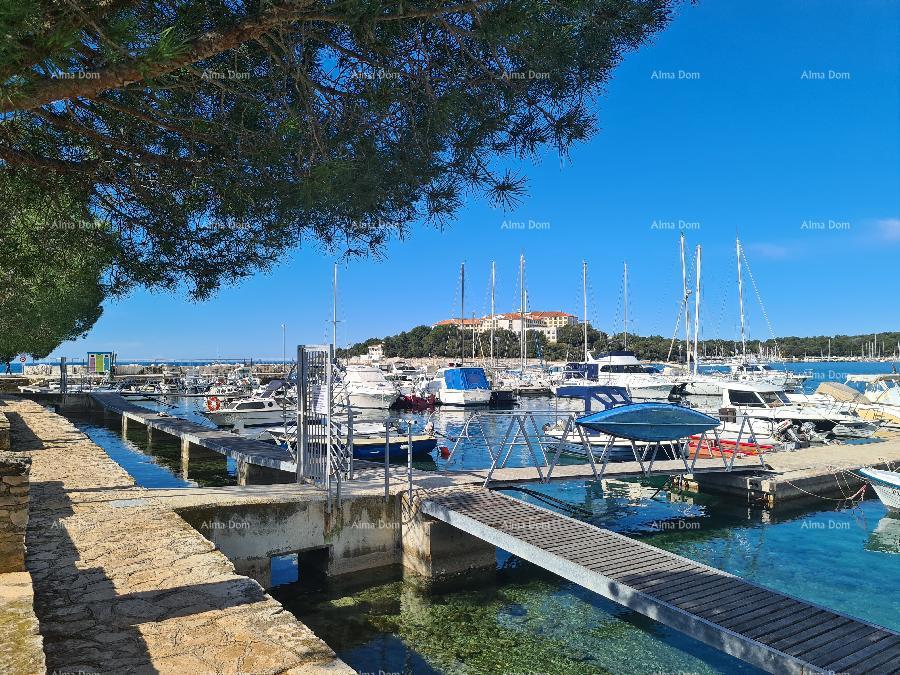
[490,261,496,368]
[681,234,692,369]
[623,261,629,350]
[460,262,465,365]
[520,253,526,371]
[693,245,702,376]
[582,260,589,361]
[332,263,338,348]
[736,238,747,361]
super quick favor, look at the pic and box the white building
[367,343,384,361]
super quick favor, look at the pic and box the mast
[693,245,702,376]
[623,261,629,350]
[519,253,526,371]
[582,260,589,361]
[332,263,338,348]
[681,233,691,368]
[460,262,465,365]
[736,237,747,361]
[490,261,496,368]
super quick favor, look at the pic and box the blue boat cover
[576,403,720,442]
[444,367,490,390]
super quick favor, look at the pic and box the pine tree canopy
[1,0,679,299]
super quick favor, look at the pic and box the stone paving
[1,395,351,675]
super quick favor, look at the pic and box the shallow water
[271,483,899,674]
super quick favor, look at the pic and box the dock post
[121,414,128,436]
[146,425,153,449]
[407,420,413,502]
[384,422,390,501]
[180,438,190,480]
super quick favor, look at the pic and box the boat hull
[576,403,720,442]
[347,391,398,409]
[859,468,900,510]
[439,389,492,406]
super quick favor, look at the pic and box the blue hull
[576,403,720,442]
[352,437,437,461]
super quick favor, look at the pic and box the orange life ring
[206,396,221,412]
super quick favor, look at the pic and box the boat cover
[576,403,720,442]
[815,381,865,402]
[444,367,490,390]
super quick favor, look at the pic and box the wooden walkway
[90,392,295,472]
[421,487,900,674]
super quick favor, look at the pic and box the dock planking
[420,487,900,674]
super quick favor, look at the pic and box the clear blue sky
[51,0,899,361]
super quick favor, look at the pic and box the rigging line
[740,246,782,362]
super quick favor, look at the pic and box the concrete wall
[0,452,30,573]
[176,494,402,588]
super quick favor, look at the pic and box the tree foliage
[0,178,113,365]
[338,325,900,362]
[0,0,680,299]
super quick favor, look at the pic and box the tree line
[337,325,900,362]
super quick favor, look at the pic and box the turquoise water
[271,482,900,674]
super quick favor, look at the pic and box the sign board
[19,356,26,363]
[87,352,114,375]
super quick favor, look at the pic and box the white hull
[204,408,293,427]
[348,391,397,409]
[439,389,491,406]
[860,468,900,510]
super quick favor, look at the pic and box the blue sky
[51,0,899,361]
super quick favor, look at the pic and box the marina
[2,1,897,673]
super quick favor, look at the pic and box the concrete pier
[2,395,350,674]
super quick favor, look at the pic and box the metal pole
[681,233,691,369]
[736,237,747,360]
[520,253,525,372]
[460,262,465,365]
[325,344,334,508]
[582,260,589,361]
[490,261,495,368]
[623,261,628,350]
[407,420,413,502]
[296,345,306,482]
[693,245,702,376]
[332,264,338,348]
[384,421,391,501]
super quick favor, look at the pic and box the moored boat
[858,467,900,510]
[576,403,720,442]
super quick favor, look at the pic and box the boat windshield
[347,369,385,383]
[760,391,790,407]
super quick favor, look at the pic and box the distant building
[432,311,576,342]
[367,343,384,361]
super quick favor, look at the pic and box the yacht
[552,351,684,401]
[728,361,810,392]
[339,365,400,409]
[717,381,879,438]
[421,365,492,406]
[849,374,900,407]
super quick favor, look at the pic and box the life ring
[206,396,221,412]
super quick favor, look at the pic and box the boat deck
[421,486,900,674]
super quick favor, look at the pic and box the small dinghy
[858,467,900,510]
[576,403,720,442]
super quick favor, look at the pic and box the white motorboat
[848,374,900,407]
[552,352,683,401]
[202,381,295,427]
[858,467,900,510]
[728,361,810,392]
[421,366,492,406]
[716,381,880,438]
[339,365,400,409]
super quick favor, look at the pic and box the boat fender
[206,396,221,412]
[439,446,451,459]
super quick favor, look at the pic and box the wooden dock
[420,487,900,674]
[89,392,295,472]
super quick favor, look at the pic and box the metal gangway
[440,404,769,487]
